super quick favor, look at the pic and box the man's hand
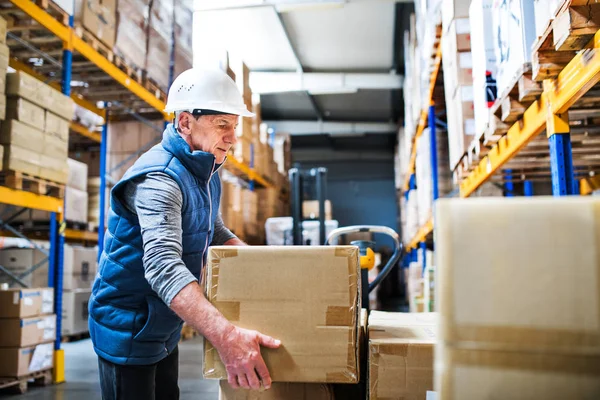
[214,325,281,390]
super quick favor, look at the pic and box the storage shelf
[0,186,63,215]
[406,217,433,251]
[64,228,97,242]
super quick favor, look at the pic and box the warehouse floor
[0,337,219,399]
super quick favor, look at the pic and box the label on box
[13,292,18,304]
[459,53,472,68]
[43,316,55,339]
[29,343,53,372]
[24,297,33,306]
[455,18,470,34]
[42,290,53,314]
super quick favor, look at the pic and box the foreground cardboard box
[368,312,437,400]
[62,289,91,336]
[203,246,361,383]
[436,346,600,400]
[436,197,600,354]
[219,381,334,400]
[0,343,54,377]
[0,314,56,347]
[0,288,54,318]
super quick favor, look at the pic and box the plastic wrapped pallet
[73,0,117,48]
[173,0,193,78]
[0,43,9,96]
[62,289,92,336]
[145,0,173,91]
[492,0,536,98]
[114,0,150,69]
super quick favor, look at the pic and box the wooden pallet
[74,25,114,63]
[143,74,168,103]
[533,1,600,81]
[62,331,90,343]
[114,56,144,85]
[492,63,543,124]
[0,368,52,395]
[0,171,65,198]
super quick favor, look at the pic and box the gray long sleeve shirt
[122,171,236,306]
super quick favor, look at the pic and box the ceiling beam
[251,71,403,94]
[264,120,397,135]
[195,0,413,12]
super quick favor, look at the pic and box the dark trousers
[98,346,179,400]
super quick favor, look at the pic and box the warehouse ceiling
[193,0,412,140]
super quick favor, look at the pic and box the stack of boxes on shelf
[66,159,89,225]
[0,17,7,125]
[435,197,600,397]
[146,0,174,90]
[114,0,149,71]
[1,70,73,188]
[232,62,255,166]
[71,0,117,50]
[173,0,193,77]
[87,177,110,230]
[406,248,435,313]
[442,1,474,172]
[0,288,55,377]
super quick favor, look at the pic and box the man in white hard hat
[89,68,280,399]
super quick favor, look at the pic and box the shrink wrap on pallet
[114,0,150,69]
[146,0,173,91]
[174,0,193,78]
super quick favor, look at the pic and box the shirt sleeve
[211,213,237,245]
[122,171,197,306]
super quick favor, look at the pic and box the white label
[455,18,471,35]
[37,321,45,329]
[459,52,473,69]
[13,292,19,304]
[41,290,53,314]
[24,298,33,306]
[426,392,438,400]
[29,343,53,372]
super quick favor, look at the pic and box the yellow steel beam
[406,217,433,251]
[64,228,98,241]
[580,175,600,195]
[0,186,63,215]
[9,57,106,118]
[402,44,442,192]
[225,157,272,188]
[70,122,101,142]
[460,29,600,197]
[8,0,169,120]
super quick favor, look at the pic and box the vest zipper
[200,159,217,281]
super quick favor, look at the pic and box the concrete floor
[1,337,219,399]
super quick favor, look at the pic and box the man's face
[178,113,239,164]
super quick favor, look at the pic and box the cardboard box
[113,0,149,68]
[0,246,97,290]
[38,155,68,184]
[45,111,70,142]
[447,18,471,52]
[493,0,537,96]
[62,289,91,336]
[302,200,332,220]
[6,71,53,110]
[233,136,252,164]
[0,315,56,347]
[67,158,88,191]
[435,347,600,400]
[203,246,361,383]
[0,120,45,154]
[2,145,42,177]
[0,288,54,318]
[236,117,254,140]
[219,381,335,400]
[46,89,75,121]
[0,16,7,44]
[74,0,117,49]
[66,186,89,223]
[436,197,600,353]
[43,134,69,159]
[0,44,9,92]
[0,343,54,377]
[5,98,46,131]
[0,94,5,121]
[368,312,437,400]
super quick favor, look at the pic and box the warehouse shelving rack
[402,27,600,281]
[0,0,279,385]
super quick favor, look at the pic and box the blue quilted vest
[89,124,221,365]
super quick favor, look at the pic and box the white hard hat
[164,68,255,117]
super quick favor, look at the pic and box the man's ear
[177,113,193,135]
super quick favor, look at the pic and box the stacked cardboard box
[204,246,361,383]
[146,0,173,91]
[87,177,110,229]
[0,288,55,377]
[368,311,436,400]
[114,0,149,69]
[242,189,259,239]
[302,200,332,221]
[492,0,536,98]
[66,158,89,224]
[2,71,73,185]
[73,0,117,48]
[106,120,160,181]
[173,0,193,78]
[0,17,7,121]
[469,0,497,140]
[435,197,600,398]
[442,15,475,171]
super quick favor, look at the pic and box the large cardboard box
[46,89,75,121]
[6,71,53,110]
[61,289,91,336]
[436,347,600,400]
[0,94,5,121]
[67,158,88,191]
[0,44,9,91]
[74,0,117,48]
[368,312,437,400]
[0,16,7,44]
[45,111,70,142]
[5,98,45,131]
[43,134,69,159]
[38,154,68,184]
[1,145,42,177]
[0,315,56,347]
[219,381,335,400]
[233,136,253,164]
[66,186,89,223]
[492,0,537,96]
[0,343,54,377]
[303,200,333,220]
[436,197,600,353]
[203,246,361,383]
[114,0,150,68]
[0,120,45,154]
[0,288,54,318]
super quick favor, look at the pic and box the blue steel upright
[249,143,255,191]
[428,105,439,200]
[504,169,514,197]
[524,180,534,196]
[98,118,109,258]
[420,241,427,276]
[549,134,575,196]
